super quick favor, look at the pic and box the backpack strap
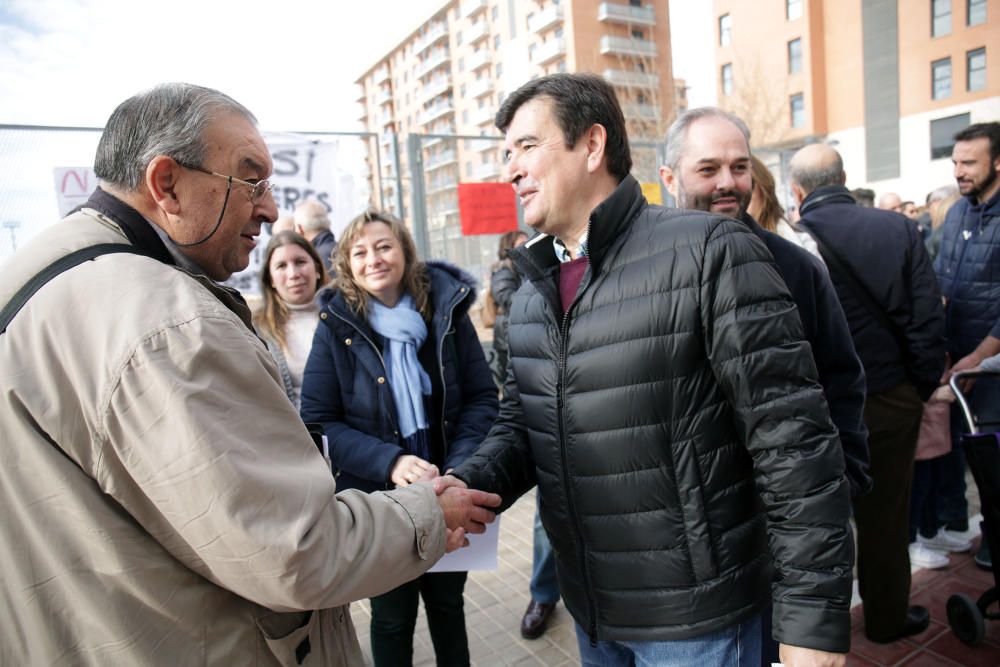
[1,243,156,334]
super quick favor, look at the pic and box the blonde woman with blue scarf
[301,210,499,666]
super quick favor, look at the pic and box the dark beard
[963,162,998,201]
[678,182,751,218]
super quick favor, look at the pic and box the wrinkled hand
[779,644,845,667]
[929,384,956,403]
[433,474,467,495]
[391,455,438,487]
[435,481,501,535]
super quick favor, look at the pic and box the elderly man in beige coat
[0,83,500,666]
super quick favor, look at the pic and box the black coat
[797,186,946,400]
[741,214,871,498]
[300,262,498,492]
[453,176,854,652]
[490,261,521,353]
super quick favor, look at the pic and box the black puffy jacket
[453,176,854,652]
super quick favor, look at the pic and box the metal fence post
[407,134,430,258]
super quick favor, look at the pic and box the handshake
[390,455,501,553]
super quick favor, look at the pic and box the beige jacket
[0,207,447,666]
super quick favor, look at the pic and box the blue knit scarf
[368,294,432,446]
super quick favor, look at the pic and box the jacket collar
[799,184,857,217]
[84,188,176,266]
[966,184,1000,214]
[510,174,645,282]
[738,211,768,243]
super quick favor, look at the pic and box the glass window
[787,0,802,20]
[496,62,503,76]
[721,63,733,96]
[492,5,499,20]
[558,60,567,73]
[930,112,970,159]
[630,0,642,6]
[790,93,805,128]
[631,28,644,39]
[932,57,952,99]
[932,0,952,36]
[967,48,986,91]
[456,31,462,46]
[968,0,986,25]
[719,14,731,46]
[788,38,802,74]
[494,34,501,49]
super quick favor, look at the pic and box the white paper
[428,518,500,572]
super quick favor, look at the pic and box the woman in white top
[255,231,329,408]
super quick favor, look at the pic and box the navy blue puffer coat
[300,262,499,493]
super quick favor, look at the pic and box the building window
[932,0,952,36]
[630,0,642,6]
[631,28,644,39]
[932,57,952,99]
[787,0,802,19]
[492,5,499,20]
[790,93,805,128]
[456,31,462,45]
[788,38,802,73]
[494,34,501,49]
[967,48,986,91]
[496,62,503,76]
[930,112,970,159]
[558,60,567,73]
[719,14,731,46]
[968,0,986,25]
[458,57,464,72]
[721,63,733,96]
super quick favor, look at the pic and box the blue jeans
[530,499,560,604]
[575,612,762,667]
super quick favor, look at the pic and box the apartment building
[355,0,680,269]
[714,0,999,201]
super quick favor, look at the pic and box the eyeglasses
[176,161,275,203]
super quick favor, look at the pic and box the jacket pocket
[255,610,315,666]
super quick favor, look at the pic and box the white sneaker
[909,542,950,569]
[918,528,973,553]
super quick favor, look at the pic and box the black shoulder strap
[799,225,909,351]
[1,243,155,334]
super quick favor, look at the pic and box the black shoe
[974,539,993,571]
[866,606,930,644]
[520,600,556,640]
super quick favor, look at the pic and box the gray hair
[927,184,959,204]
[94,83,257,191]
[293,199,332,233]
[663,107,751,169]
[788,150,844,193]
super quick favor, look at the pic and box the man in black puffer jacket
[439,74,854,667]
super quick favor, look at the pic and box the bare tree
[719,49,792,148]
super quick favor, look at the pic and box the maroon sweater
[559,255,589,313]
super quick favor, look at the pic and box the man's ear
[584,123,608,174]
[658,165,678,199]
[791,181,807,205]
[146,156,182,215]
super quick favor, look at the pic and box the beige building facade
[714,0,999,202]
[355,0,681,273]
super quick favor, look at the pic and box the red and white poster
[457,182,518,236]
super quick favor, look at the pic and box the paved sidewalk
[350,484,998,666]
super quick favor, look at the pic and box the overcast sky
[0,0,715,131]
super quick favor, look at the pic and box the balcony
[468,49,491,72]
[622,103,660,121]
[414,22,448,56]
[373,66,389,85]
[375,87,393,106]
[419,102,455,126]
[470,106,495,127]
[469,77,494,99]
[355,85,366,102]
[467,20,489,45]
[599,35,657,58]
[380,132,394,147]
[460,0,487,19]
[357,104,369,122]
[603,69,659,88]
[531,38,566,66]
[425,149,458,171]
[420,76,452,104]
[427,175,458,195]
[379,111,395,128]
[474,162,501,180]
[597,2,656,26]
[471,138,501,153]
[528,5,564,34]
[416,50,451,79]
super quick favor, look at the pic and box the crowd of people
[0,74,997,667]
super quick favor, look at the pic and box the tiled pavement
[350,487,999,666]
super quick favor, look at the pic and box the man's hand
[444,527,469,553]
[778,644,845,667]
[391,455,438,487]
[435,484,501,535]
[433,474,467,495]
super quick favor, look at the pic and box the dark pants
[370,571,469,667]
[853,382,924,641]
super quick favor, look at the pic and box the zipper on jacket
[555,222,600,647]
[329,309,401,438]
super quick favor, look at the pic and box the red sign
[458,182,519,235]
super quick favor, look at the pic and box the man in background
[293,198,337,271]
